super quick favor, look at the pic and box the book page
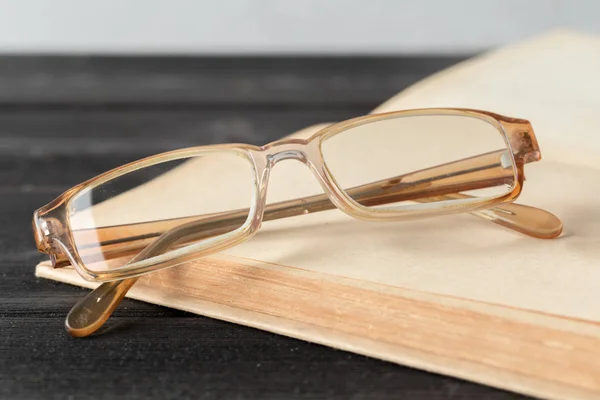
[376,29,600,169]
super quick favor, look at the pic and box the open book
[36,30,600,399]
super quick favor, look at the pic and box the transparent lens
[69,151,256,272]
[321,114,515,211]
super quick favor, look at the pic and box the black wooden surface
[0,56,530,400]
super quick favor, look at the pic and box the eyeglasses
[33,108,563,337]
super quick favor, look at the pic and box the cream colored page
[376,29,600,169]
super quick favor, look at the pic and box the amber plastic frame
[33,108,557,283]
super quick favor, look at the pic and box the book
[36,29,600,399]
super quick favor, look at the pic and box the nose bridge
[263,140,316,166]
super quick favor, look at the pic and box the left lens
[68,150,256,273]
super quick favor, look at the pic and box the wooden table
[0,56,529,399]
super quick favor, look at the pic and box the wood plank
[0,56,464,105]
[1,315,520,399]
[0,108,364,191]
[0,108,364,157]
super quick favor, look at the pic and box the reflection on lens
[69,151,256,272]
[320,114,515,211]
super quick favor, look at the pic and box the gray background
[0,0,598,54]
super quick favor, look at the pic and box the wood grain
[0,56,463,106]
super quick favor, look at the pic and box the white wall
[0,0,598,54]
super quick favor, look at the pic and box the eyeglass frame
[33,108,555,283]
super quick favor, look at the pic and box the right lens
[321,113,516,212]
[68,150,256,272]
